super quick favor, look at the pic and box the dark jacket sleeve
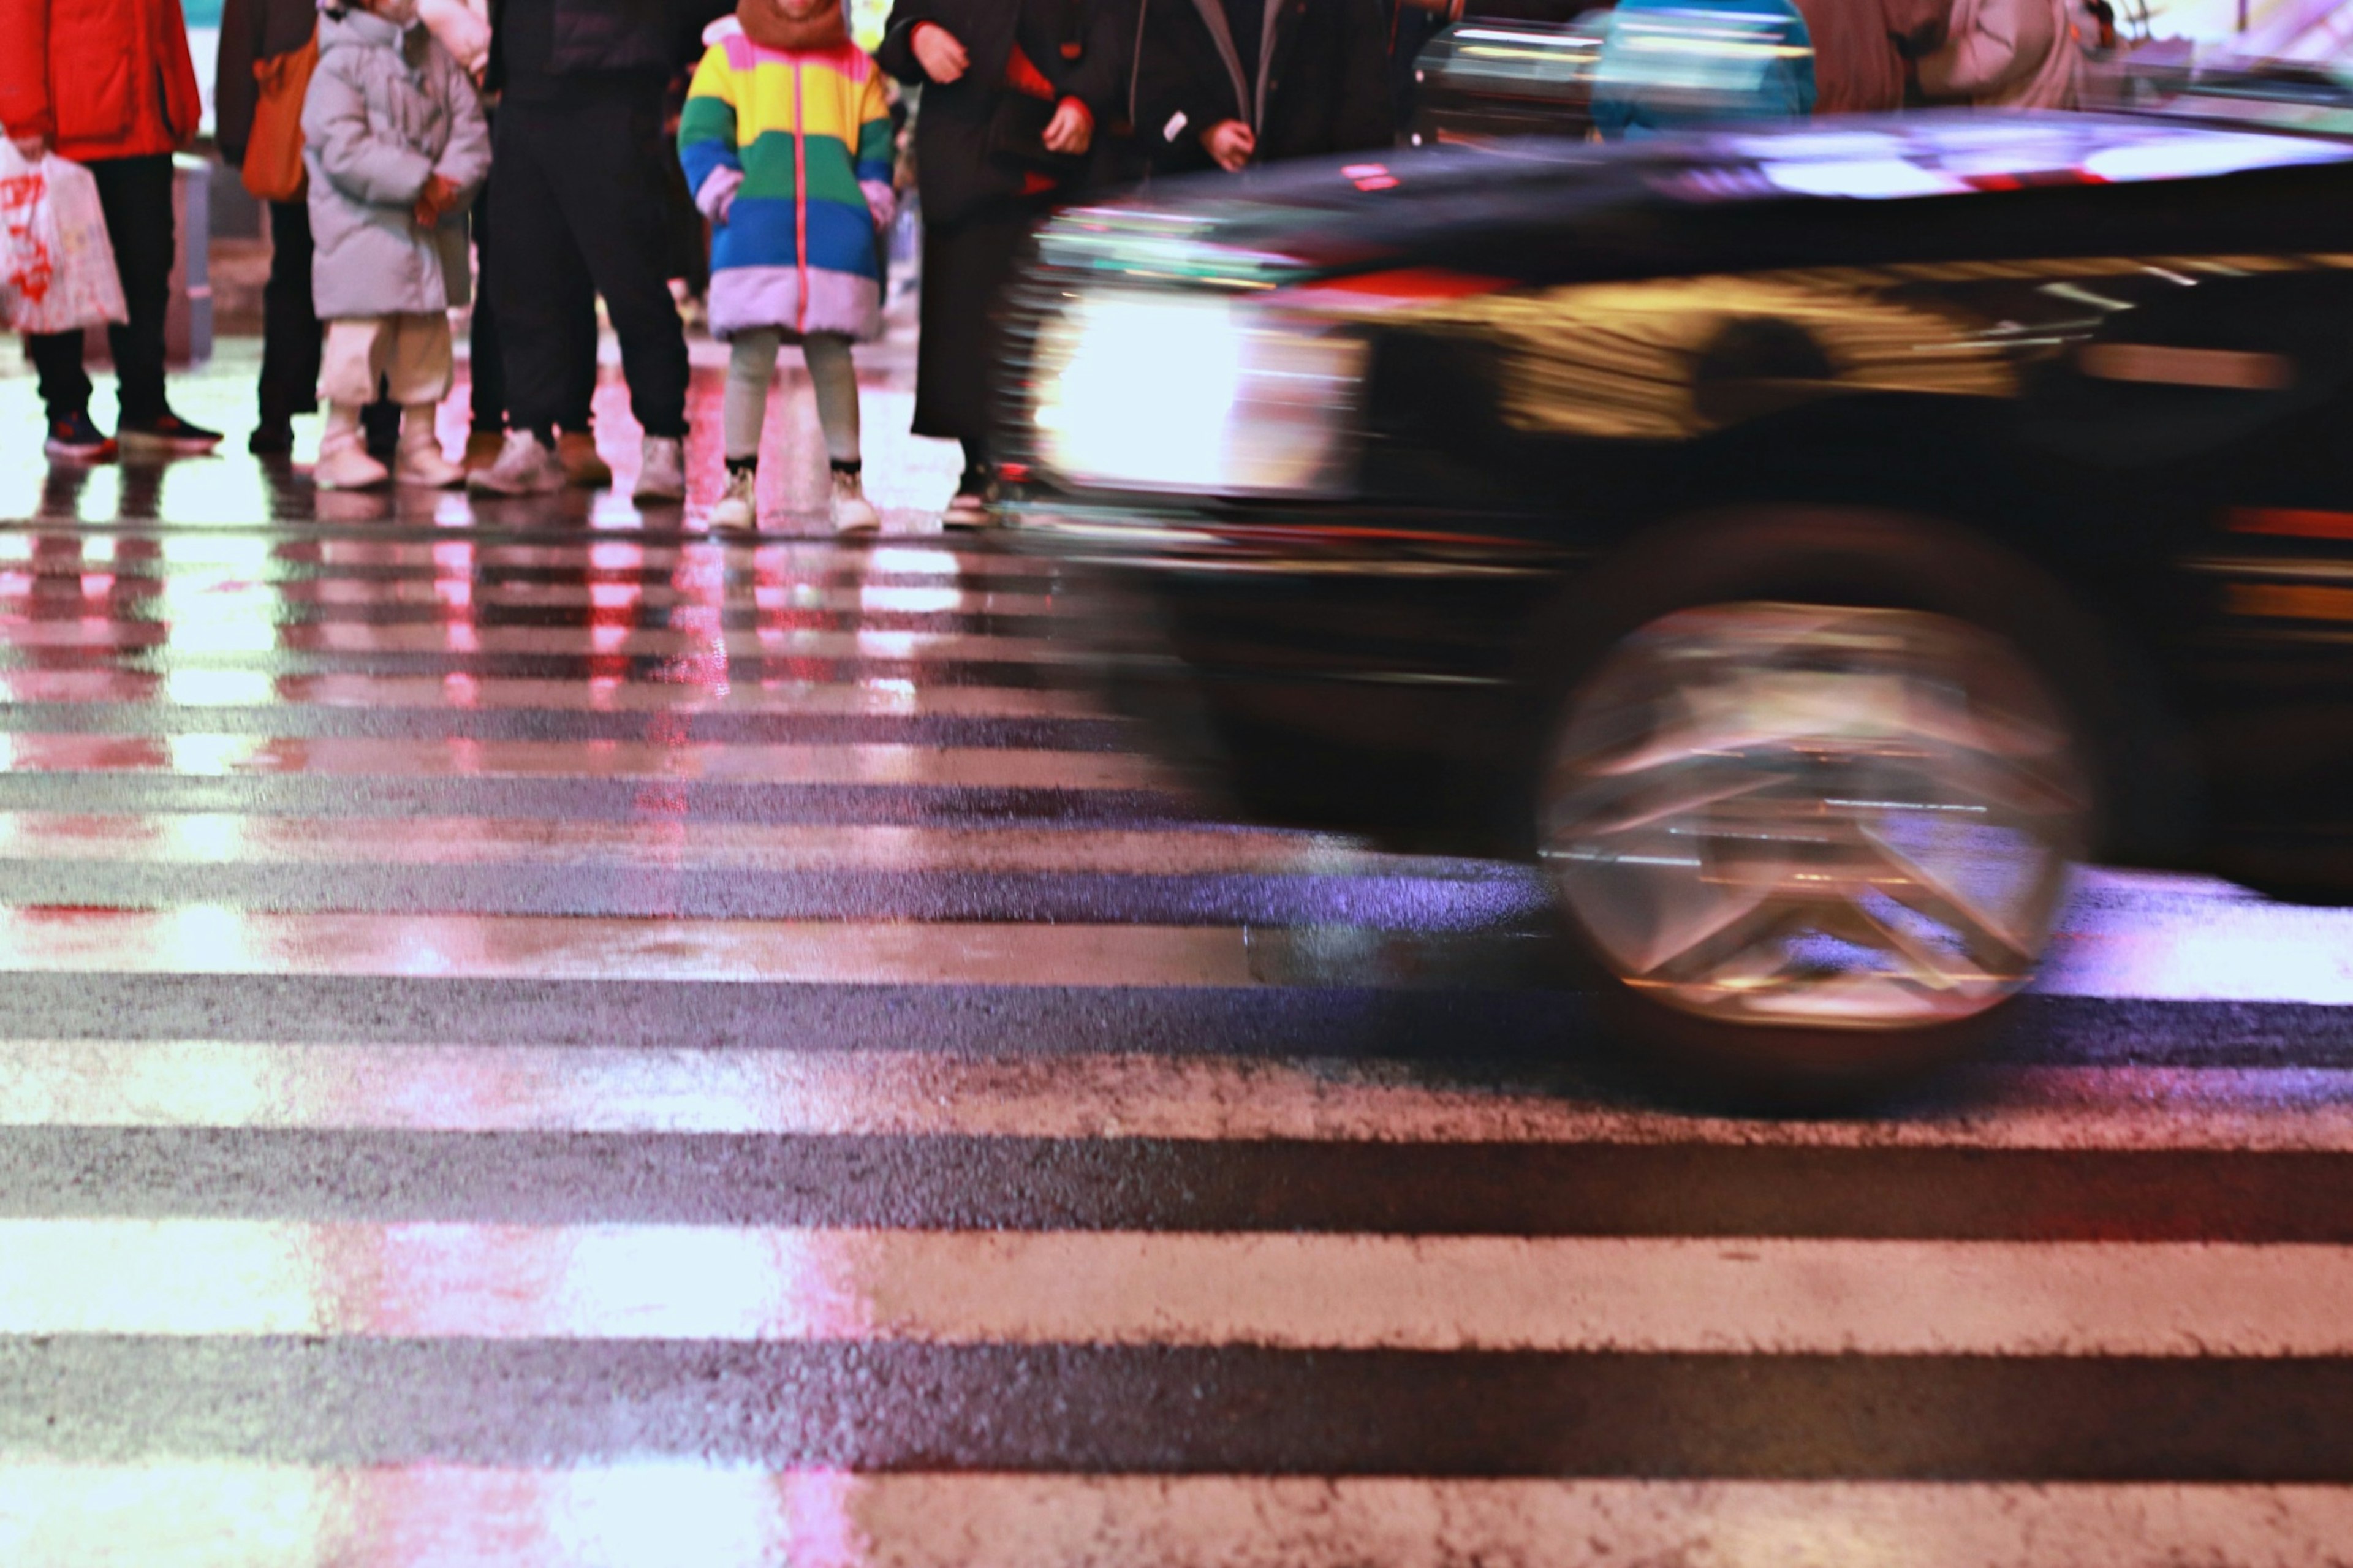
[877,0,1034,225]
[876,0,945,86]
[1061,0,1134,120]
[1132,0,1235,169]
[882,0,1135,218]
[214,0,261,167]
[1331,0,1395,153]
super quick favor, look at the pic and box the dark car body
[999,115,2353,906]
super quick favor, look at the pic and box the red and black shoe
[42,411,116,463]
[115,411,224,456]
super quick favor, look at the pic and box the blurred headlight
[1029,291,1368,498]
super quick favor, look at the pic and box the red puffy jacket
[0,0,203,162]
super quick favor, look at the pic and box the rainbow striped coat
[678,20,894,341]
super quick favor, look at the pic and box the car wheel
[1530,509,2101,1097]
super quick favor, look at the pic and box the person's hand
[911,23,968,84]
[1041,99,1092,156]
[10,131,50,161]
[412,173,460,228]
[1201,119,1254,173]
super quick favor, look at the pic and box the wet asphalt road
[4,356,2353,1562]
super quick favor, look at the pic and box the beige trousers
[320,312,455,407]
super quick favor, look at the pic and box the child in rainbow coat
[680,0,895,531]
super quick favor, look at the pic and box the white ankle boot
[831,465,880,534]
[394,406,463,488]
[712,464,757,528]
[314,404,389,491]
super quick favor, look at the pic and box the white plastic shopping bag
[1,143,128,335]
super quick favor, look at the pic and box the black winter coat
[1134,0,1392,175]
[877,0,1132,229]
[485,0,726,92]
[213,0,318,166]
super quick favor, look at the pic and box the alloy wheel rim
[1540,602,2090,1029]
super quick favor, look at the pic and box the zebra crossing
[1,474,2352,1564]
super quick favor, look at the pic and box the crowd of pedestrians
[3,0,2094,528]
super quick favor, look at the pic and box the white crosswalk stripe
[1,468,2351,1564]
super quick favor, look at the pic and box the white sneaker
[634,436,686,503]
[712,465,757,528]
[394,407,464,488]
[831,466,881,534]
[314,437,390,491]
[466,430,566,496]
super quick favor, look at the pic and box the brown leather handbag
[242,31,319,204]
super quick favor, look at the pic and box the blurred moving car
[1411,17,2353,150]
[2086,44,2353,138]
[1407,3,1816,148]
[998,114,2353,1093]
[1408,15,1608,146]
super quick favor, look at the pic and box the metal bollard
[168,153,213,368]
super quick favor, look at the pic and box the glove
[695,165,743,224]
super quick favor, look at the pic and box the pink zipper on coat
[792,59,809,336]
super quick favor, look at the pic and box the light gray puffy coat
[301,7,491,319]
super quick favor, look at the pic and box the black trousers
[260,198,396,443]
[28,153,174,425]
[913,196,1047,460]
[489,88,688,440]
[468,170,600,436]
[260,199,322,425]
[468,179,505,433]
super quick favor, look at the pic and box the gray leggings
[725,328,860,465]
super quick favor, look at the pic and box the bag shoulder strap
[254,31,321,91]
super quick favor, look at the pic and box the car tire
[1524,505,2112,1102]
